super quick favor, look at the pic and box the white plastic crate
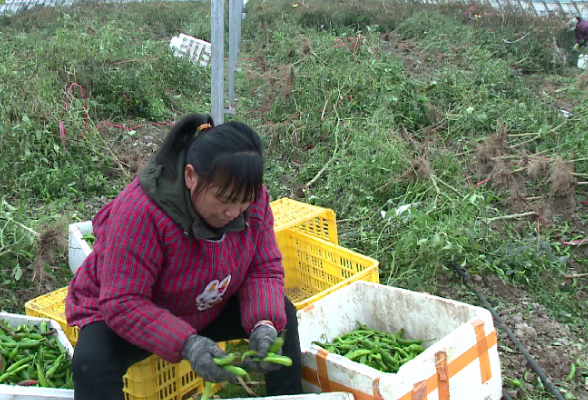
[68,221,93,275]
[169,33,211,67]
[0,313,74,400]
[224,394,355,400]
[297,281,502,400]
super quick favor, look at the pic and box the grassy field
[1,0,588,398]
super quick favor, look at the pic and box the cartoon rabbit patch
[196,276,231,311]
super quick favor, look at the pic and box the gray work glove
[243,323,282,374]
[181,335,237,383]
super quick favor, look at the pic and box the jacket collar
[138,150,247,240]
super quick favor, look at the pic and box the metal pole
[542,1,552,18]
[573,2,582,17]
[530,1,539,17]
[556,0,565,16]
[228,0,243,113]
[211,0,225,124]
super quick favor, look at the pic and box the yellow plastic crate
[277,229,380,310]
[24,287,80,345]
[122,355,223,400]
[270,198,339,245]
[24,290,225,400]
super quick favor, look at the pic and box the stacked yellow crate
[270,197,379,310]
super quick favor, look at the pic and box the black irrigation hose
[501,389,514,400]
[451,262,565,400]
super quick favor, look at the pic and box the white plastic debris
[578,54,588,70]
[381,203,420,226]
[169,33,212,68]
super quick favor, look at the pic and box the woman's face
[185,165,251,228]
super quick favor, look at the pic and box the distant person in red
[570,16,588,51]
[65,113,303,399]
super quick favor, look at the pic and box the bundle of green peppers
[0,319,73,389]
[201,336,292,400]
[312,322,426,374]
[81,233,96,248]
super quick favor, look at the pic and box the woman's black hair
[157,113,264,203]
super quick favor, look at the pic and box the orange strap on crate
[372,377,385,400]
[303,320,497,400]
[316,348,332,392]
[472,319,492,384]
[435,350,450,400]
[411,380,428,400]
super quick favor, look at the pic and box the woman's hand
[244,322,282,373]
[181,335,237,383]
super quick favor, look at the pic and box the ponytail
[157,113,214,180]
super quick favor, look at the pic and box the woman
[65,113,303,399]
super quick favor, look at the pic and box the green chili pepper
[375,358,389,372]
[223,365,248,377]
[566,363,576,382]
[19,369,30,381]
[345,349,372,361]
[7,339,43,349]
[262,355,293,366]
[241,350,257,362]
[397,337,423,346]
[40,328,57,337]
[27,365,37,380]
[61,376,74,389]
[407,344,425,354]
[359,338,379,351]
[0,364,30,383]
[381,350,399,371]
[269,336,284,353]
[17,333,45,341]
[46,354,65,379]
[201,381,212,400]
[36,362,49,387]
[0,337,17,346]
[381,337,397,345]
[4,355,33,374]
[55,340,67,355]
[8,345,20,361]
[49,378,62,387]
[212,354,236,367]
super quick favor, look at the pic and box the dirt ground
[82,123,168,218]
[436,272,588,399]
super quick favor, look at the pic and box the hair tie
[198,123,213,132]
